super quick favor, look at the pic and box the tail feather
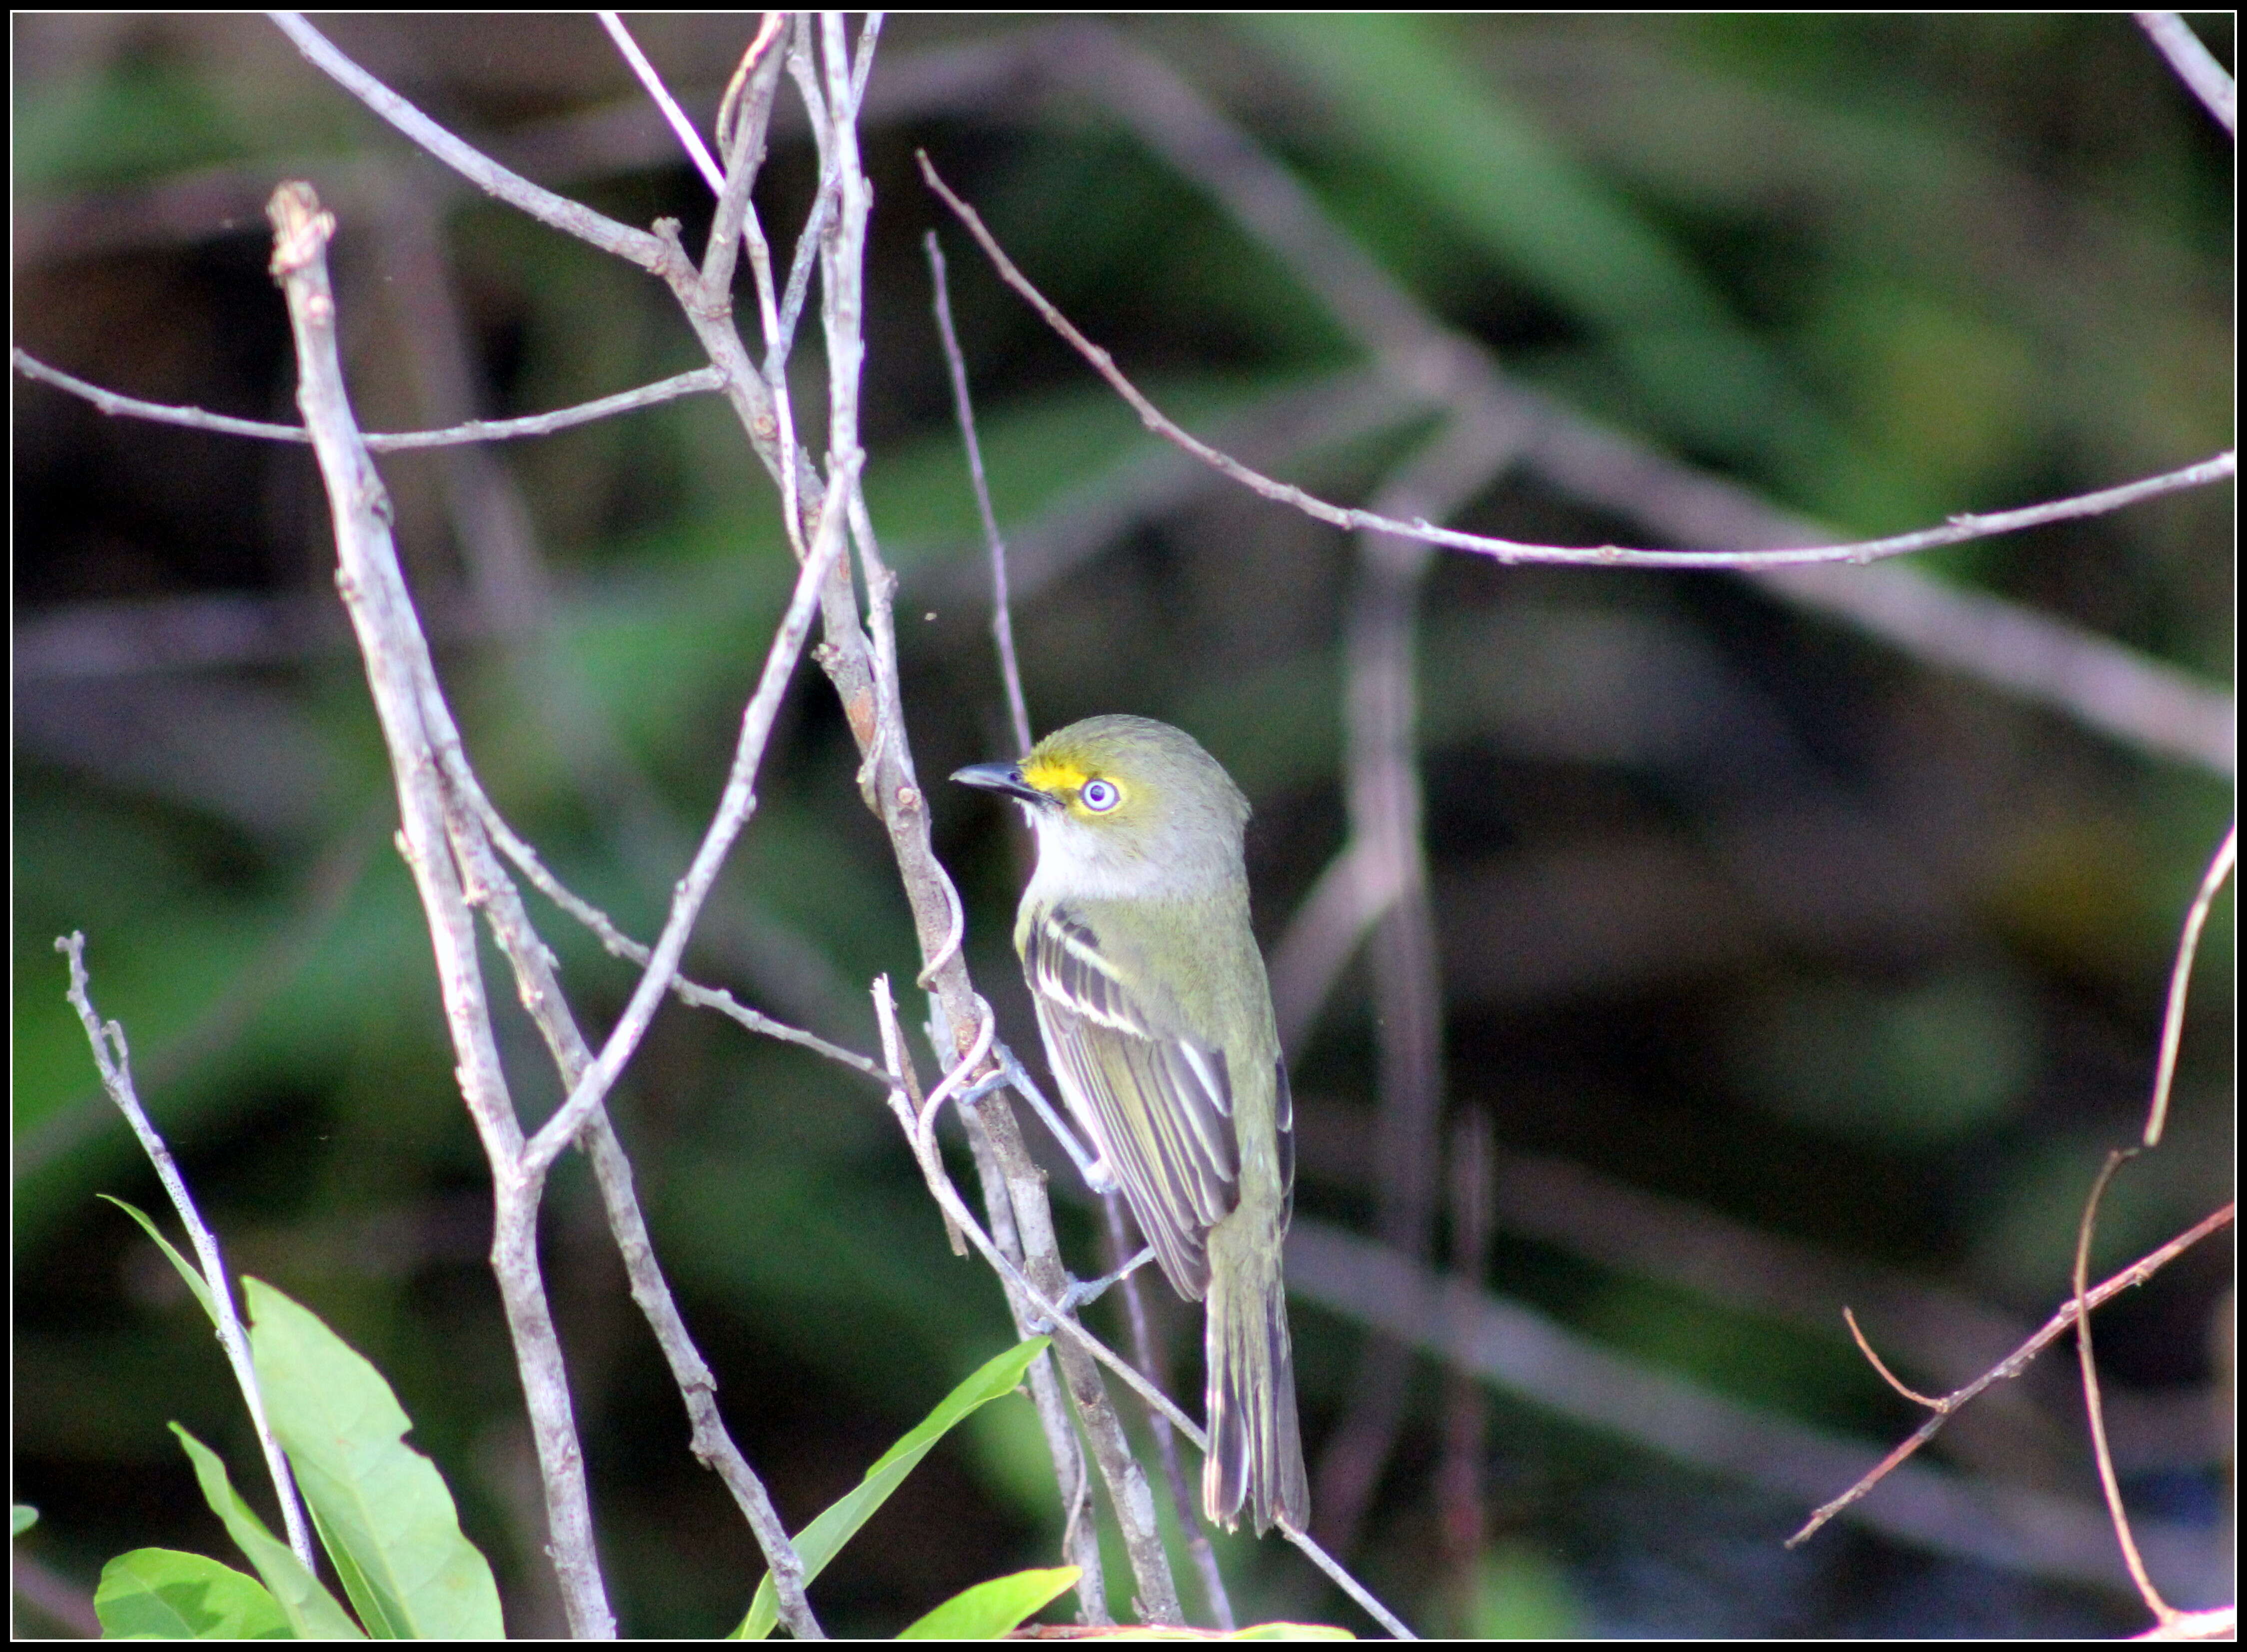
[1202,1253,1309,1535]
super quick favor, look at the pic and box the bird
[953,713,1308,1535]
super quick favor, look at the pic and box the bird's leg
[960,1043,1118,1196]
[1028,1246,1157,1330]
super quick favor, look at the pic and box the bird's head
[952,714,1249,896]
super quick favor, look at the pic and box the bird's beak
[951,760,1056,809]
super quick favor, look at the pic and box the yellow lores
[954,715,1308,1535]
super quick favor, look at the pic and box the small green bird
[953,714,1308,1535]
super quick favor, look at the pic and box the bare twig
[717,14,793,169]
[917,150,2233,573]
[926,230,1033,755]
[598,12,725,191]
[1099,1196,1236,1631]
[1841,1307,1943,1410]
[699,22,787,330]
[948,29,2236,780]
[267,177,615,1637]
[457,797,821,1639]
[15,346,725,449]
[55,932,317,1574]
[520,453,857,1179]
[812,17,1183,1621]
[269,13,665,269]
[270,167,831,1640]
[2064,820,2234,1632]
[2142,825,2235,1148]
[1788,1201,2234,1549]
[2136,12,2237,133]
[1294,1214,2224,1593]
[918,1026,1112,1624]
[2073,1150,2174,1626]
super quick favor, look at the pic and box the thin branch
[474,795,889,1084]
[267,12,665,269]
[926,1028,1112,1626]
[926,230,1032,755]
[520,452,858,1179]
[2136,12,2237,133]
[811,28,1177,1609]
[2142,824,2235,1147]
[917,150,2233,572]
[699,20,788,322]
[716,14,792,170]
[2065,819,2234,1631]
[1787,1201,2234,1549]
[455,789,822,1640]
[1841,1307,1942,1410]
[597,12,725,191]
[55,932,318,1574]
[1292,1214,2223,1593]
[2073,1150,2173,1626]
[932,159,1225,1626]
[1004,25,2235,779]
[14,347,724,448]
[600,20,1184,1620]
[1099,1196,1235,1631]
[267,177,615,1637]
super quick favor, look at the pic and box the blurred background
[13,13,2233,1638]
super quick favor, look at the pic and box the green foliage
[95,1548,293,1640]
[99,1194,219,1323]
[169,1426,364,1640]
[733,1336,1051,1639]
[896,1564,1081,1640]
[244,1279,505,1639]
[98,1546,294,1645]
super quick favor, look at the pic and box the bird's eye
[1080,778,1120,812]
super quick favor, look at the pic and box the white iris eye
[1080,778,1120,812]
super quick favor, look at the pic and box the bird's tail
[1202,1236,1309,1535]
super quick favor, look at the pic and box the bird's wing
[1023,903,1239,1299]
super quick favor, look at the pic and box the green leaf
[99,1194,220,1325]
[732,1337,1050,1640]
[243,1278,504,1640]
[11,1505,37,1537]
[1226,1623,1357,1640]
[94,1548,291,1640]
[898,1566,1081,1640]
[170,1424,363,1640]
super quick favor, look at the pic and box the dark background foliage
[14,13,2232,1638]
